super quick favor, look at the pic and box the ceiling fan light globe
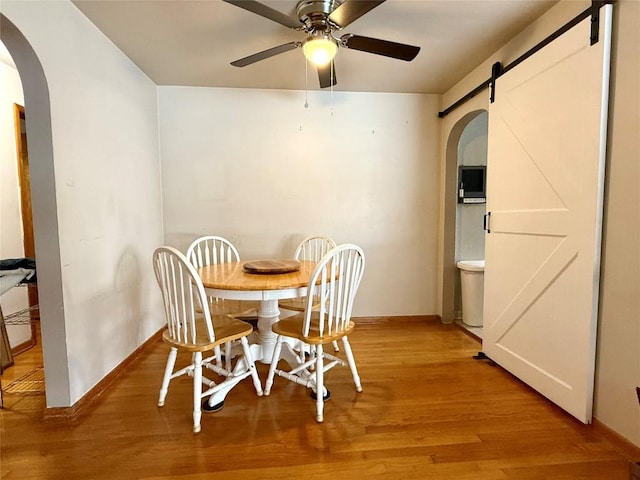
[303,37,337,66]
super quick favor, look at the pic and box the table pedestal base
[243,299,302,368]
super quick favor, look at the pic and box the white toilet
[457,260,485,327]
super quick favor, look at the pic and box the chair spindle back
[153,246,214,345]
[303,244,365,338]
[294,235,337,263]
[187,236,240,269]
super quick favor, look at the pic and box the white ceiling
[71,0,558,94]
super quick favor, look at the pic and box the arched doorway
[1,15,70,407]
[440,109,487,325]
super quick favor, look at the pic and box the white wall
[595,0,640,448]
[1,1,164,406]
[439,0,640,447]
[0,57,31,346]
[159,87,441,316]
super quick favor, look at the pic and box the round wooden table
[198,260,316,365]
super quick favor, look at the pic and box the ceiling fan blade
[231,42,301,67]
[223,0,301,29]
[341,34,420,61]
[328,0,386,28]
[317,62,337,89]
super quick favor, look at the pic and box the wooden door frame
[12,103,39,353]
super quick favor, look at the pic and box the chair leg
[158,347,177,407]
[315,344,324,423]
[332,340,340,352]
[298,340,307,364]
[224,341,233,372]
[240,337,263,396]
[214,345,223,367]
[342,337,362,393]
[297,341,316,371]
[192,351,203,434]
[264,336,283,396]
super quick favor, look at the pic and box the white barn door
[483,6,612,423]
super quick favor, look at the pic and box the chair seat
[209,299,260,318]
[278,295,321,312]
[273,311,355,345]
[162,315,254,352]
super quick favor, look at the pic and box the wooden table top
[198,260,316,292]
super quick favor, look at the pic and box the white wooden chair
[186,235,260,319]
[278,235,337,313]
[278,235,340,358]
[186,236,260,370]
[264,244,365,422]
[153,246,262,433]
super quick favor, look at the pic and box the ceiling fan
[223,0,421,88]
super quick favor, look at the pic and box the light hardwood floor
[0,317,633,479]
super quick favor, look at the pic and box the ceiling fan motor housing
[296,0,343,32]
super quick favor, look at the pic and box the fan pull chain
[330,61,334,116]
[304,58,309,109]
